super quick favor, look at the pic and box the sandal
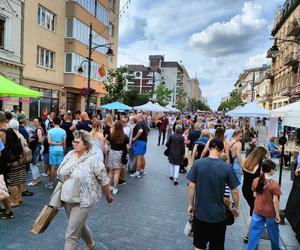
[243,235,248,243]
[85,240,95,250]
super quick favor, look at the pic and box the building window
[38,5,56,32]
[37,46,55,69]
[109,0,115,11]
[0,17,5,49]
[29,87,59,120]
[65,18,108,55]
[108,22,114,37]
[95,1,109,26]
[64,53,105,81]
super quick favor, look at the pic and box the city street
[0,130,298,250]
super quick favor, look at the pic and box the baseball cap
[208,138,224,151]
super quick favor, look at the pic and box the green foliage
[153,83,173,107]
[176,86,187,111]
[188,99,210,112]
[123,90,149,107]
[218,89,244,111]
[102,66,132,104]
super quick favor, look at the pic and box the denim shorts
[132,140,147,156]
[49,151,64,166]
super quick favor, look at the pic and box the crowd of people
[0,106,298,250]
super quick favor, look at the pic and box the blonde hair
[200,129,211,138]
[104,115,113,127]
[243,146,267,172]
[74,130,94,152]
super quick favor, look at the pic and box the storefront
[29,87,59,120]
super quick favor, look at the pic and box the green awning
[0,75,41,98]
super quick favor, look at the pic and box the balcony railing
[287,18,300,37]
[281,86,291,96]
[291,83,300,95]
[265,69,274,80]
[284,52,299,66]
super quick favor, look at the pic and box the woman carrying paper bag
[57,130,113,250]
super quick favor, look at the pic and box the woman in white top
[57,130,112,250]
[90,119,105,162]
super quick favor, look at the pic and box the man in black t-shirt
[60,113,74,152]
[130,113,148,178]
[70,112,92,132]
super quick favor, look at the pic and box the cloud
[118,0,281,109]
[119,17,148,46]
[245,53,271,68]
[189,2,267,57]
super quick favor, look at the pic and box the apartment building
[21,0,119,119]
[0,0,24,110]
[234,66,269,104]
[267,0,300,109]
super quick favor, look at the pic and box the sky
[117,0,283,110]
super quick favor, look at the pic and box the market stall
[0,75,40,98]
[134,101,169,112]
[100,101,132,110]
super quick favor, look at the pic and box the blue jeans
[246,212,281,250]
[32,144,42,165]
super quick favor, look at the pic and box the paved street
[0,130,299,250]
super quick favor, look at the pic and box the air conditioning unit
[135,71,142,79]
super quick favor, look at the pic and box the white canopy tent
[270,101,300,129]
[227,102,269,117]
[165,104,180,113]
[226,106,243,116]
[134,101,169,112]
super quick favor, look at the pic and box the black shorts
[192,217,226,250]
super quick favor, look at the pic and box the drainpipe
[19,0,25,110]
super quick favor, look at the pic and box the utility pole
[251,71,255,102]
[87,23,93,112]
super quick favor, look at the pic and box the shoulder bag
[0,175,9,201]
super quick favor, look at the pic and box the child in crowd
[247,159,282,250]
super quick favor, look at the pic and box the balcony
[284,52,299,66]
[265,69,274,80]
[287,18,300,37]
[281,86,291,96]
[291,83,300,95]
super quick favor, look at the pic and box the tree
[176,86,187,111]
[153,83,173,106]
[123,90,149,107]
[102,66,131,104]
[218,89,244,111]
[188,99,211,112]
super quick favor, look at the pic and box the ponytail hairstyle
[255,159,276,195]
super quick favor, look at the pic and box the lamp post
[77,23,114,112]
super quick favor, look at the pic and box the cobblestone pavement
[0,129,299,250]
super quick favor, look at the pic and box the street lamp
[77,23,114,112]
[267,37,300,58]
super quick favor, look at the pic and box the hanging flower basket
[80,88,95,97]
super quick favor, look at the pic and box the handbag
[121,146,128,165]
[31,205,59,234]
[164,148,169,157]
[49,181,63,208]
[224,205,235,225]
[0,175,9,201]
[21,142,32,164]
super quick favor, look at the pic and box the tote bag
[0,175,9,201]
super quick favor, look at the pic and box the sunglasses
[72,140,81,145]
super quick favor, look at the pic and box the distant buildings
[126,55,205,107]
[0,0,120,118]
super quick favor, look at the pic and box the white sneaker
[112,188,118,195]
[130,172,141,178]
[140,170,146,176]
[41,173,48,177]
[109,186,114,191]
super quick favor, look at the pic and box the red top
[158,117,169,130]
[252,178,281,218]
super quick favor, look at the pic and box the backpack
[2,128,24,163]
